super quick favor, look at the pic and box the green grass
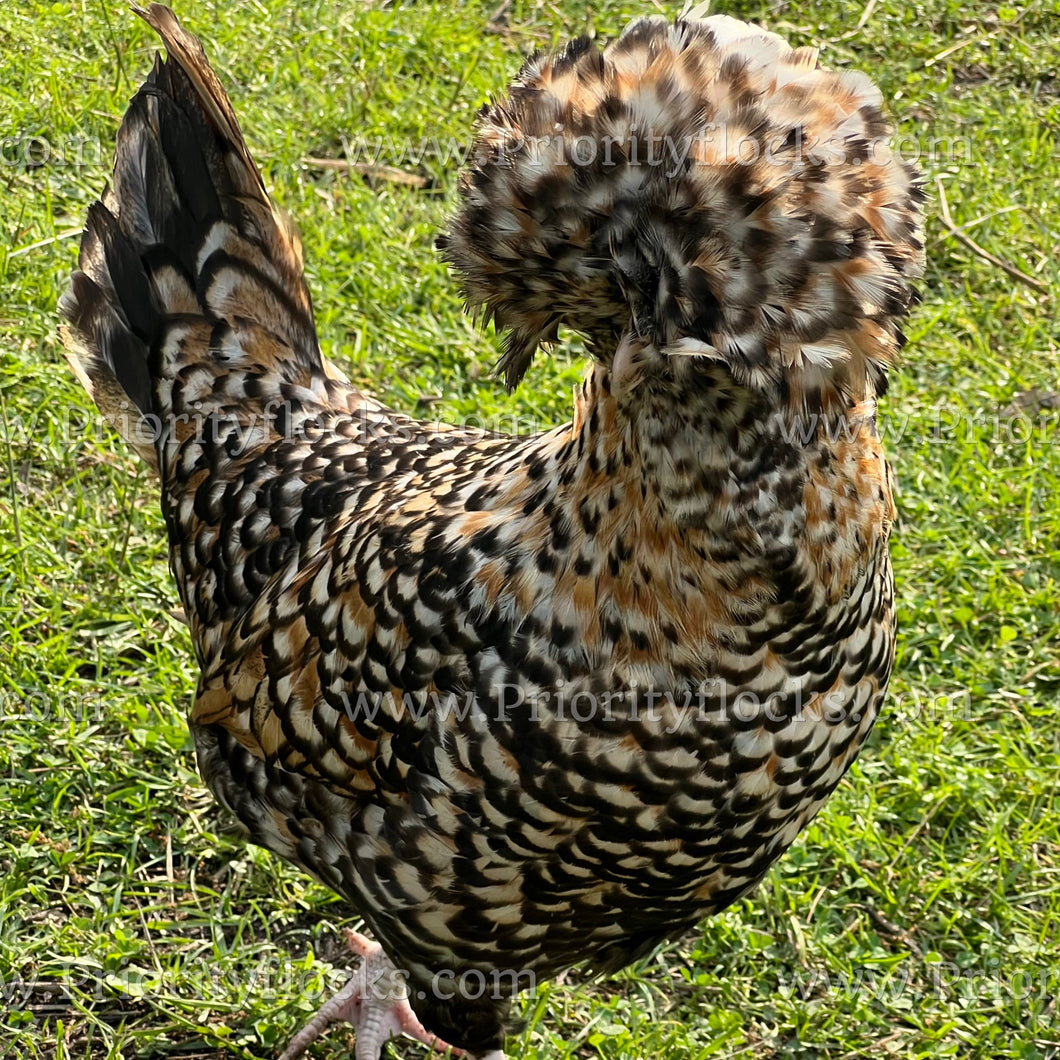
[1,0,1058,1058]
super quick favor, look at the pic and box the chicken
[60,4,925,1058]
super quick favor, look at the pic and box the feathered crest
[440,10,925,400]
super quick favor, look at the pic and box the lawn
[0,0,1057,1058]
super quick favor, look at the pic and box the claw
[278,930,471,1060]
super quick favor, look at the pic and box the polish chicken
[61,4,924,1058]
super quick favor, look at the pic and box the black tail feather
[60,3,323,460]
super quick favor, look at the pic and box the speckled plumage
[61,5,923,1057]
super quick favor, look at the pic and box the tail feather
[60,3,324,467]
